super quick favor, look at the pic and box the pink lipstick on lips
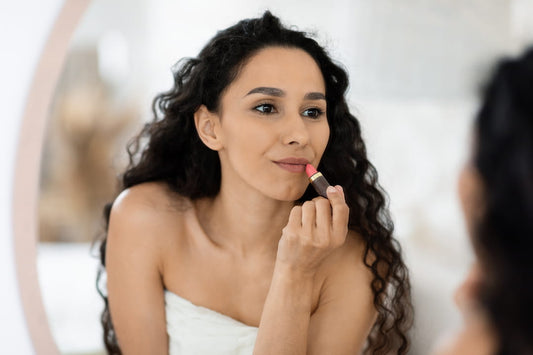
[305,164,332,198]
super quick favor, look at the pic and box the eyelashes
[302,107,324,119]
[254,103,277,114]
[253,103,325,119]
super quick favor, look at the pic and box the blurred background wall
[4,0,533,354]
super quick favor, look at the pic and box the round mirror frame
[13,1,91,353]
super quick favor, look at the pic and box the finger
[327,185,346,203]
[454,264,482,314]
[335,185,345,199]
[314,198,332,241]
[287,205,303,228]
[327,186,349,243]
[301,201,316,239]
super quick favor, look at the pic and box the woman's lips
[275,162,307,173]
[273,158,309,173]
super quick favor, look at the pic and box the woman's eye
[302,108,324,119]
[254,103,276,114]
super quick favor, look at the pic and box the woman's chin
[270,188,308,202]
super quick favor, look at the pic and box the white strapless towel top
[165,290,259,355]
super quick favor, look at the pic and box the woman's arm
[106,188,169,355]
[253,263,314,355]
[306,236,376,354]
[254,186,375,354]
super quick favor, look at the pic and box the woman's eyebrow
[304,92,326,101]
[245,87,285,97]
[245,87,326,100]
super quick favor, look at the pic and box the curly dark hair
[97,11,413,354]
[472,46,533,355]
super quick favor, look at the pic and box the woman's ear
[194,105,223,151]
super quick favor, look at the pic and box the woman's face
[213,46,330,201]
[457,163,484,239]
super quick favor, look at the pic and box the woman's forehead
[226,47,326,97]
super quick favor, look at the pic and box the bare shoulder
[322,230,371,281]
[111,181,191,226]
[105,182,182,353]
[315,229,375,313]
[112,181,189,215]
[107,182,191,259]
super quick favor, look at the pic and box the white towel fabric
[165,290,258,355]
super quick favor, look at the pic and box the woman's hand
[454,263,483,317]
[431,263,497,355]
[276,185,349,276]
[257,184,380,355]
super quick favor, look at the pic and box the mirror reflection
[36,1,533,354]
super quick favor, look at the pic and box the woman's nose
[281,112,309,146]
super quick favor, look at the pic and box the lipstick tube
[305,164,331,198]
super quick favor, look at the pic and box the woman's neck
[195,184,294,259]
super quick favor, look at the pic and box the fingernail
[327,186,337,194]
[335,185,343,193]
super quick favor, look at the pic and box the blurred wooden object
[39,48,137,242]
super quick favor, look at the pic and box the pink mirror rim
[12,0,91,353]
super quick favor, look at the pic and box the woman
[433,47,533,354]
[97,11,412,354]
